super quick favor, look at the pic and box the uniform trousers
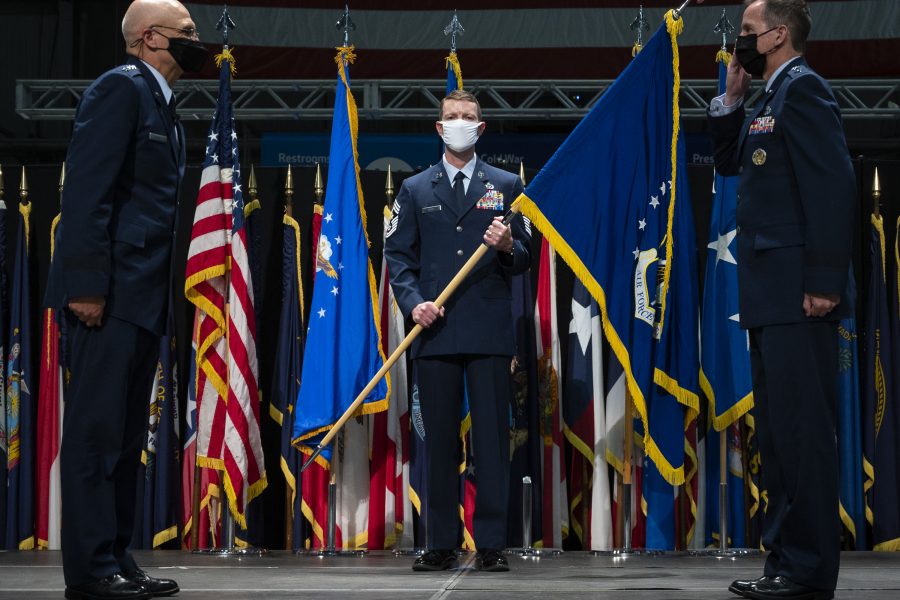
[61,313,159,586]
[749,321,840,591]
[416,354,511,550]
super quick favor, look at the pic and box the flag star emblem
[335,236,342,245]
[208,132,218,142]
[212,153,219,163]
[570,298,593,354]
[466,463,476,476]
[633,247,640,260]
[667,180,672,191]
[231,131,238,140]
[318,308,326,318]
[338,262,344,270]
[331,286,339,296]
[233,184,242,193]
[708,228,737,265]
[324,213,334,223]
[638,218,647,230]
[649,195,660,209]
[660,181,666,195]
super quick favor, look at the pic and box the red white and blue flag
[185,50,266,530]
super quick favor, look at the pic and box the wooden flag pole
[300,205,522,472]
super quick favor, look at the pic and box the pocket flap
[753,224,804,250]
[149,132,168,143]
[112,220,147,248]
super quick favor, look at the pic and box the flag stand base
[300,549,368,558]
[687,548,760,558]
[192,492,268,556]
[505,547,564,557]
[392,548,426,556]
[590,548,664,557]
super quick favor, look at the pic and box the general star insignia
[121,65,137,71]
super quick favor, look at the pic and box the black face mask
[734,27,778,77]
[163,35,209,73]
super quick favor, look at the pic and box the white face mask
[440,119,482,152]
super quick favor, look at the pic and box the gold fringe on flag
[632,42,642,57]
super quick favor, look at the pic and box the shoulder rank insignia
[791,66,804,73]
[121,65,138,71]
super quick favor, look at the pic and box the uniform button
[457,249,464,256]
[736,226,741,235]
[456,226,462,232]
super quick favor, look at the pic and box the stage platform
[1,550,899,599]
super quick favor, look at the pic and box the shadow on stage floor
[1,550,899,599]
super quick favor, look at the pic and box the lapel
[132,57,180,168]
[459,161,489,222]
[739,57,805,152]
[430,164,458,217]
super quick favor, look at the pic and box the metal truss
[16,78,900,121]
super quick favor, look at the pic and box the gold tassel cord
[214,47,237,77]
[445,51,464,90]
[716,48,732,65]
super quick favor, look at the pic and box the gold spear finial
[385,163,395,203]
[519,161,527,186]
[873,167,881,217]
[314,162,324,205]
[19,166,29,204]
[284,164,294,217]
[248,164,258,198]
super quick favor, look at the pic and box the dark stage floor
[1,550,899,599]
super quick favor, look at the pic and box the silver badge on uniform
[385,199,401,238]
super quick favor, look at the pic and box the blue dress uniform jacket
[709,57,854,329]
[44,56,184,335]
[384,159,530,357]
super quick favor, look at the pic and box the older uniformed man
[708,1,854,599]
[384,89,530,573]
[44,1,207,598]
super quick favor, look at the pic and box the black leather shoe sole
[145,583,180,597]
[412,556,457,572]
[65,588,152,600]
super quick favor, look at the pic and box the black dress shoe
[744,576,834,600]
[730,576,776,597]
[65,574,152,600]
[125,568,180,597]
[475,549,509,572]
[412,549,458,572]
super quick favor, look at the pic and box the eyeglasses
[151,24,199,40]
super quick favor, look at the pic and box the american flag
[184,50,266,529]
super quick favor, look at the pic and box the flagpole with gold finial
[20,167,31,247]
[873,167,881,218]
[283,164,293,218]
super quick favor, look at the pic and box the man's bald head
[122,0,190,47]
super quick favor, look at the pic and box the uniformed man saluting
[384,89,530,573]
[708,1,854,599]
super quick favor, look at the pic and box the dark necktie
[454,171,467,211]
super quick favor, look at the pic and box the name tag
[422,205,442,214]
[149,132,168,143]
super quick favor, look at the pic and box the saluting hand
[725,47,752,106]
[412,301,445,328]
[484,216,513,254]
[69,296,106,327]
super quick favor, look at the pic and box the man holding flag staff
[44,0,206,597]
[708,1,854,598]
[384,89,530,572]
